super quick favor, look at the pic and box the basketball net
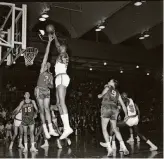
[23,47,38,66]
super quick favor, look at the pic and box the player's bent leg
[133,126,140,142]
[126,127,135,143]
[110,119,129,155]
[66,138,71,146]
[44,98,58,137]
[133,126,158,151]
[101,117,113,156]
[29,124,38,152]
[100,128,114,148]
[57,85,73,140]
[37,98,50,139]
[23,126,28,153]
[9,126,18,149]
[112,134,117,150]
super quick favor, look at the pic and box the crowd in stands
[0,78,162,140]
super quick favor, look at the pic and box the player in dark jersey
[53,31,73,140]
[14,92,38,152]
[35,34,58,139]
[98,79,129,156]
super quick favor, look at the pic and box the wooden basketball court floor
[0,130,163,158]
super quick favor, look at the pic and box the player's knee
[112,126,119,133]
[44,106,50,112]
[30,131,33,136]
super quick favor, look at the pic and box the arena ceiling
[0,1,163,73]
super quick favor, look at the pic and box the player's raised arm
[40,34,54,73]
[53,31,61,53]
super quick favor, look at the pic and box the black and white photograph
[0,1,163,158]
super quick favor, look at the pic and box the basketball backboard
[0,2,27,66]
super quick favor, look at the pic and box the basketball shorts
[35,86,50,99]
[14,119,22,127]
[55,74,70,88]
[125,115,139,127]
[22,117,35,126]
[101,104,119,120]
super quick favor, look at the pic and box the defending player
[98,79,129,156]
[35,34,58,139]
[9,107,24,149]
[53,30,73,140]
[5,121,12,141]
[120,92,158,151]
[13,92,38,152]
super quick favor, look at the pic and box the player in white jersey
[120,92,158,151]
[5,121,12,140]
[53,30,73,140]
[9,109,24,149]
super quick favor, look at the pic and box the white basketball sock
[61,114,71,130]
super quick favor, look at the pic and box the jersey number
[111,90,116,97]
[25,107,31,113]
[129,105,134,113]
[44,76,49,81]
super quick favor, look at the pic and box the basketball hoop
[23,47,38,66]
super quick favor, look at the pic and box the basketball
[46,24,55,33]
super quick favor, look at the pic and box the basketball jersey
[22,100,34,119]
[37,72,53,88]
[126,98,137,116]
[55,53,69,76]
[102,86,119,105]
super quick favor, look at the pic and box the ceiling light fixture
[90,68,93,71]
[13,61,16,64]
[39,29,45,35]
[95,28,101,32]
[42,13,49,18]
[139,36,145,40]
[120,70,123,73]
[39,17,46,21]
[144,34,150,38]
[99,25,105,29]
[134,1,142,6]
[21,53,24,57]
[104,62,107,66]
[136,65,139,68]
[147,72,150,76]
